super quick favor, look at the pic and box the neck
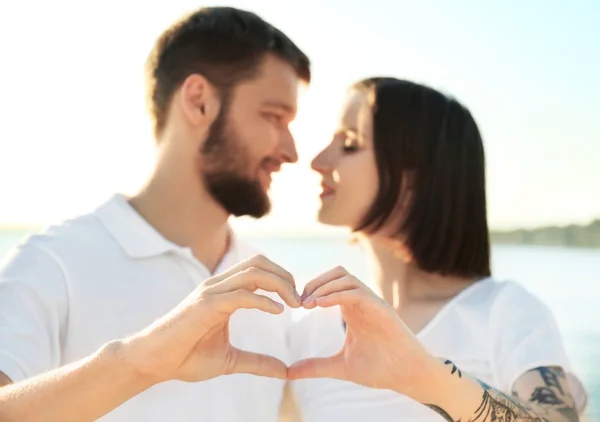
[129,146,231,274]
[357,234,474,310]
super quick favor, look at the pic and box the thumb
[287,354,345,381]
[227,347,288,380]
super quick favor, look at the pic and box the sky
[0,0,598,234]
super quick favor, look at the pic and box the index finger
[301,266,349,300]
[206,267,301,308]
[205,254,296,288]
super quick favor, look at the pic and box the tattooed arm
[419,360,578,422]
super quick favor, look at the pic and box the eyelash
[342,137,359,153]
[265,113,283,125]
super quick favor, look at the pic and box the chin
[316,207,345,227]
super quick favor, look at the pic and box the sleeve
[489,281,588,413]
[0,240,69,383]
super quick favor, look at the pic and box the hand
[123,255,302,384]
[287,266,436,397]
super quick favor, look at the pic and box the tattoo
[424,363,579,422]
[473,381,547,421]
[537,367,565,396]
[531,386,563,405]
[426,404,454,422]
[444,360,462,378]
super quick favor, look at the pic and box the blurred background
[0,0,598,420]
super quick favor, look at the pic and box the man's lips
[259,160,282,188]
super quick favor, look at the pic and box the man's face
[201,54,300,218]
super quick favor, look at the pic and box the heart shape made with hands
[284,265,430,394]
[181,255,430,395]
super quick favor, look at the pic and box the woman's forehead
[340,91,372,131]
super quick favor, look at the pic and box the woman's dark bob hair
[353,77,491,279]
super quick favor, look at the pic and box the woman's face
[311,89,379,229]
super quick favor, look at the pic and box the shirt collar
[95,194,182,258]
[95,194,245,266]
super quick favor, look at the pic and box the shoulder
[487,278,556,325]
[0,209,111,283]
[453,277,553,320]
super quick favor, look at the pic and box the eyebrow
[261,100,296,115]
[339,126,359,136]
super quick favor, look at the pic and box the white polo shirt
[0,194,291,422]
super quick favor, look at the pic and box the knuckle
[250,254,267,266]
[232,289,248,299]
[243,266,263,277]
[335,265,347,274]
[197,291,215,304]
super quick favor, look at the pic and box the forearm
[0,341,157,422]
[404,359,578,422]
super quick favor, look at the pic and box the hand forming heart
[288,265,437,398]
[124,254,302,384]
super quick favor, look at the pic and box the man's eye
[265,113,282,124]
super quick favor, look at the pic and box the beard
[200,105,271,218]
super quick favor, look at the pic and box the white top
[0,194,292,422]
[289,278,588,422]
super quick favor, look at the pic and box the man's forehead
[246,56,298,95]
[234,74,298,109]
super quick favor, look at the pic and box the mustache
[260,157,282,171]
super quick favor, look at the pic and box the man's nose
[278,128,298,164]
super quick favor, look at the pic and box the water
[1,230,599,420]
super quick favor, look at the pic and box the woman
[286,78,587,421]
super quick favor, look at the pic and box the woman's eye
[342,137,359,152]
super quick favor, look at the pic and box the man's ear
[178,73,221,128]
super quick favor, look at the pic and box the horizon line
[0,217,598,236]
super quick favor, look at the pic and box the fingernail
[302,295,314,304]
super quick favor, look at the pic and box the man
[0,6,310,421]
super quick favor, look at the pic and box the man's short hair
[145,7,311,137]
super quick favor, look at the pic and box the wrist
[404,357,484,420]
[98,339,163,390]
[395,355,449,403]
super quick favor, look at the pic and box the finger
[208,268,301,308]
[301,266,349,300]
[205,254,296,288]
[313,288,364,308]
[287,355,346,381]
[215,289,285,315]
[302,275,360,309]
[227,347,288,380]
